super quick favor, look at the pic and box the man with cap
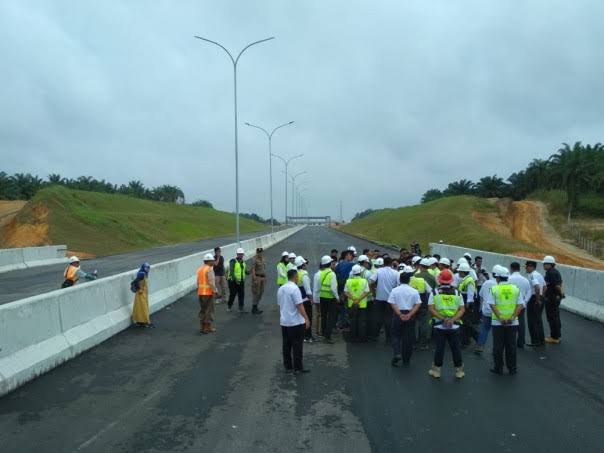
[438,257,451,272]
[428,257,440,280]
[227,248,250,313]
[287,252,298,271]
[277,268,310,375]
[344,264,371,342]
[543,255,563,344]
[411,256,422,274]
[295,256,314,342]
[369,256,399,344]
[277,252,289,286]
[474,265,500,354]
[197,253,217,334]
[62,256,97,288]
[487,266,524,375]
[250,248,266,315]
[389,266,422,366]
[416,258,436,291]
[525,260,546,347]
[428,269,466,379]
[457,261,478,347]
[318,255,339,343]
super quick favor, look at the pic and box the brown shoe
[206,325,217,333]
[545,336,560,344]
[200,321,208,334]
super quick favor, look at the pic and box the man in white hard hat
[474,265,501,354]
[287,252,298,271]
[250,248,266,315]
[542,255,563,344]
[457,261,478,348]
[61,256,97,288]
[389,266,422,366]
[197,253,217,334]
[409,264,434,350]
[411,256,422,274]
[295,256,314,343]
[344,264,370,342]
[438,257,451,271]
[369,256,399,344]
[416,258,436,290]
[277,252,290,287]
[318,255,339,343]
[226,248,250,313]
[487,266,523,375]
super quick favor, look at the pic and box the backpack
[130,279,139,293]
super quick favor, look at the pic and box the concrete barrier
[0,226,304,396]
[0,245,68,273]
[429,242,604,323]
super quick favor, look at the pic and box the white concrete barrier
[0,226,304,396]
[0,245,68,273]
[430,242,604,323]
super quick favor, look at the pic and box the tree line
[420,142,604,220]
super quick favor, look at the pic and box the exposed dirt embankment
[0,201,50,248]
[472,199,604,270]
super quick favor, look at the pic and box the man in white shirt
[277,269,310,374]
[508,262,531,348]
[388,266,422,366]
[474,266,500,354]
[369,256,400,343]
[525,260,546,346]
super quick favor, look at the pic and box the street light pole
[272,153,303,224]
[244,121,294,234]
[194,35,274,245]
[288,171,306,220]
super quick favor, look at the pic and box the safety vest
[428,268,436,277]
[229,259,246,283]
[491,283,520,321]
[297,269,308,299]
[345,276,368,309]
[197,265,213,296]
[410,276,428,306]
[64,265,79,284]
[319,269,335,299]
[458,274,476,302]
[361,268,373,301]
[433,288,462,323]
[276,262,287,285]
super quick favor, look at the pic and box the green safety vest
[433,289,463,323]
[490,283,520,321]
[458,275,475,293]
[276,262,287,285]
[297,269,307,286]
[410,276,426,292]
[345,276,368,309]
[361,268,373,301]
[319,269,335,299]
[229,260,247,283]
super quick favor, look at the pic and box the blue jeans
[478,315,492,346]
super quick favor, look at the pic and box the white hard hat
[420,258,430,267]
[497,266,510,278]
[492,265,503,277]
[321,255,333,266]
[69,256,80,263]
[428,257,438,266]
[375,258,384,266]
[464,252,472,259]
[439,257,451,266]
[411,256,421,265]
[203,253,214,261]
[543,255,556,264]
[358,254,369,263]
[398,263,406,270]
[348,246,357,253]
[288,252,296,259]
[281,251,289,257]
[457,257,468,265]
[457,262,471,272]
[294,256,306,267]
[351,264,363,275]
[399,265,415,274]
[236,248,245,254]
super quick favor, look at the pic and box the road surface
[0,227,602,452]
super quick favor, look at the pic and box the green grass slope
[15,186,266,256]
[341,196,537,254]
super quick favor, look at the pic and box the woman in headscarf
[132,263,153,327]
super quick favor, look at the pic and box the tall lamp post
[244,121,294,234]
[194,35,274,245]
[288,171,307,219]
[272,153,303,224]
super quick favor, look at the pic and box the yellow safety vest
[410,276,426,292]
[345,276,368,309]
[319,269,335,299]
[458,275,475,293]
[433,289,462,323]
[490,283,520,321]
[277,262,287,285]
[229,260,246,283]
[297,269,307,286]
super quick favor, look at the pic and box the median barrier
[430,242,604,323]
[0,226,304,396]
[0,245,68,273]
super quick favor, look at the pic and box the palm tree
[444,179,475,196]
[474,175,509,198]
[421,189,443,203]
[549,142,591,222]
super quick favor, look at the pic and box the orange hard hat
[438,269,454,285]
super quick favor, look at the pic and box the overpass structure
[286,215,331,225]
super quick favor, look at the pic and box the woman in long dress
[132,262,153,327]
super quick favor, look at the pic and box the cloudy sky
[1,0,603,221]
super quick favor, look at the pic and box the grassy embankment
[341,196,538,254]
[1,186,266,256]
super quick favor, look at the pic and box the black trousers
[303,301,313,339]
[349,306,368,341]
[391,315,415,362]
[227,280,245,309]
[517,309,526,347]
[492,325,518,372]
[433,328,463,367]
[460,304,479,345]
[320,297,338,340]
[527,296,545,345]
[372,300,392,341]
[281,324,305,370]
[545,294,562,339]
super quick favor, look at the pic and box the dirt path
[479,199,604,270]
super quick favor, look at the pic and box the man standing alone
[543,256,563,344]
[278,269,310,375]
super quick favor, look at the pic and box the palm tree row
[421,142,604,221]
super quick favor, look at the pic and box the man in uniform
[389,266,422,366]
[250,247,266,315]
[227,248,250,313]
[525,260,546,347]
[197,253,217,334]
[543,255,563,344]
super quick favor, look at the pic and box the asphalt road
[0,229,280,305]
[1,226,602,453]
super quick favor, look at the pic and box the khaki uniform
[252,256,267,305]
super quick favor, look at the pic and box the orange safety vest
[197,265,213,296]
[64,265,79,284]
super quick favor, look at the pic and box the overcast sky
[1,0,603,221]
